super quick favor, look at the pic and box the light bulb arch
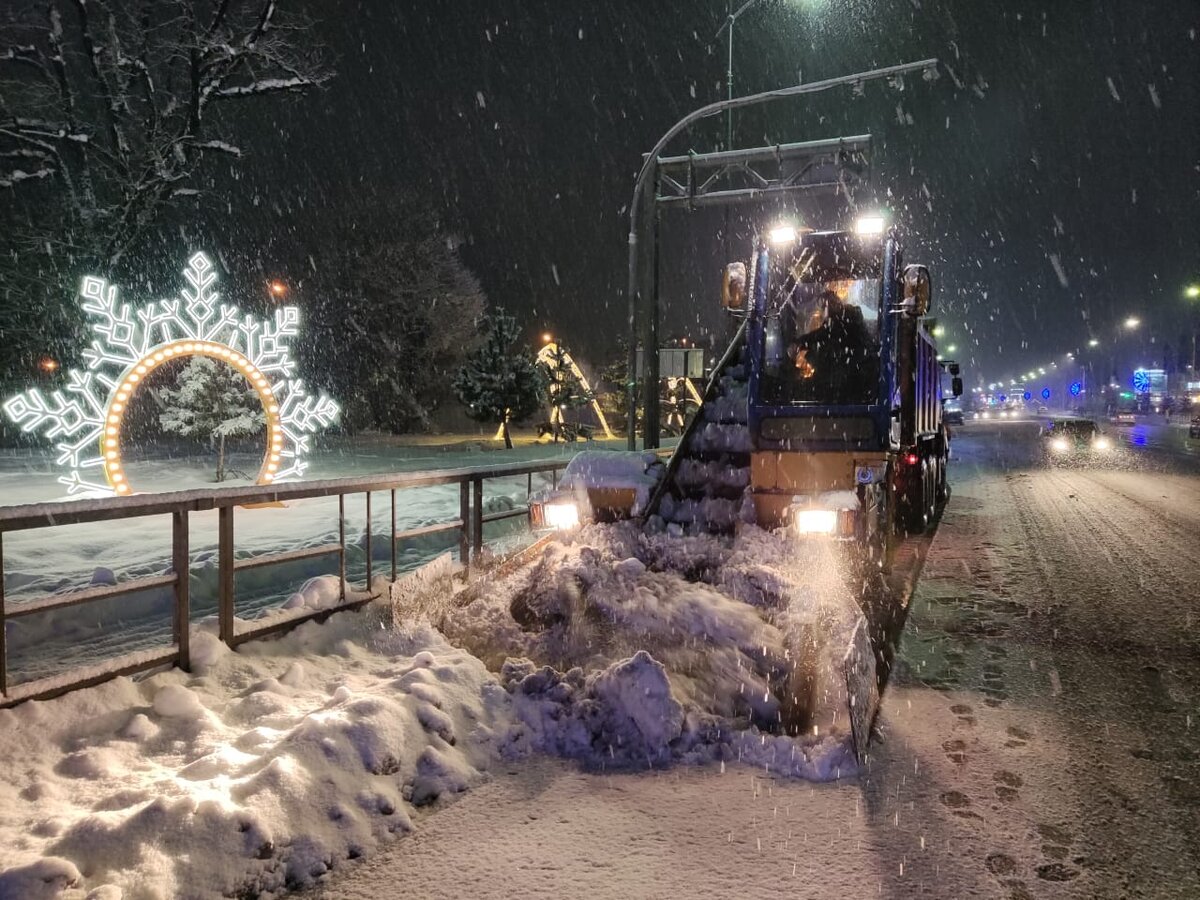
[101,340,286,496]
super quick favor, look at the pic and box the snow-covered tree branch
[0,0,332,389]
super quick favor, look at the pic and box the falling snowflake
[3,251,339,497]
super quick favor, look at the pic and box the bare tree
[0,0,332,385]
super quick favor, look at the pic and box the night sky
[215,0,1197,385]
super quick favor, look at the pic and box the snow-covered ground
[302,421,1200,899]
[7,422,1196,899]
[0,515,866,900]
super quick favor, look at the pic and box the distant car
[1037,405,1049,416]
[1110,411,1136,425]
[1190,415,1200,439]
[944,408,964,425]
[1042,417,1112,457]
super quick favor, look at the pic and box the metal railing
[0,459,567,707]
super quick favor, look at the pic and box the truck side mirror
[902,265,932,316]
[948,362,961,376]
[951,377,963,397]
[722,262,747,311]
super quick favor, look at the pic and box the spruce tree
[158,357,265,482]
[454,310,546,449]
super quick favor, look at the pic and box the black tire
[899,464,927,534]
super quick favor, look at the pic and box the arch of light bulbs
[101,340,286,495]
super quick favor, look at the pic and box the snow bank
[0,607,511,899]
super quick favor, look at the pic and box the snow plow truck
[534,215,961,563]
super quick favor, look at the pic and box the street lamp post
[717,0,773,151]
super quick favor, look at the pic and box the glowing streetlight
[1124,316,1140,329]
[1186,284,1200,299]
[542,332,554,344]
[946,344,957,353]
[39,357,58,373]
[269,280,287,298]
[1088,338,1099,347]
[769,224,798,244]
[931,325,946,338]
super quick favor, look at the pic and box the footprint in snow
[1036,862,1081,882]
[985,853,1018,876]
[943,739,968,764]
[994,770,1022,801]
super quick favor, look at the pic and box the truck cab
[727,217,957,549]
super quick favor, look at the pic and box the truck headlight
[855,215,885,236]
[1093,436,1111,450]
[1052,438,1070,452]
[796,509,839,534]
[543,501,581,530]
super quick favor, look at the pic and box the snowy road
[303,421,1200,899]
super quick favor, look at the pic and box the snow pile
[442,521,867,776]
[0,609,511,899]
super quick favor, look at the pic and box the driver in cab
[787,285,874,397]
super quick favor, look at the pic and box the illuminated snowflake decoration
[3,252,339,497]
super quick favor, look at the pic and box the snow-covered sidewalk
[0,519,866,900]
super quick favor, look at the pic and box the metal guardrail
[0,459,568,707]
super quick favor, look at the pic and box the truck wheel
[899,469,927,534]
[927,462,938,522]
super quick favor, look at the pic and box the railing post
[459,480,470,568]
[338,494,346,602]
[218,506,234,645]
[390,488,397,583]
[472,476,483,560]
[0,531,7,698]
[364,491,373,594]
[172,510,190,672]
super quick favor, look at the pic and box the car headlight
[795,508,839,535]
[1093,437,1110,450]
[543,501,581,530]
[1052,438,1070,452]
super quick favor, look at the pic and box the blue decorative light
[998,394,1007,403]
[1132,369,1150,394]
[1023,391,1032,401]
[1041,388,1051,400]
[1069,381,1082,397]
